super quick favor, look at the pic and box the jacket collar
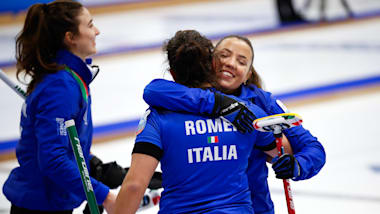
[210,84,258,100]
[56,50,93,86]
[239,84,259,100]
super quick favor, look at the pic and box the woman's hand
[103,191,117,214]
[212,92,256,133]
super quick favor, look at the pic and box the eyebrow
[219,48,249,63]
[221,48,248,59]
[235,52,249,61]
[220,48,230,52]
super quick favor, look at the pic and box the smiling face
[66,7,100,60]
[213,37,253,94]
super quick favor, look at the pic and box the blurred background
[0,0,380,213]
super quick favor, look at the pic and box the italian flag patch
[208,136,219,144]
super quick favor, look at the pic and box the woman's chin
[217,81,238,92]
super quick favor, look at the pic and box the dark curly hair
[163,30,215,88]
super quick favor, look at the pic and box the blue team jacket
[2,50,109,211]
[241,84,326,214]
[143,79,326,214]
[135,105,274,213]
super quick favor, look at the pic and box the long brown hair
[16,0,83,94]
[214,35,263,89]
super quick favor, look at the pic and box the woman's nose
[224,57,236,69]
[95,26,100,36]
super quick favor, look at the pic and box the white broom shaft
[0,69,26,99]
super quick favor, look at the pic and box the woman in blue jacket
[143,35,326,214]
[2,1,116,213]
[114,30,279,214]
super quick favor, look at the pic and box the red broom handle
[275,135,296,214]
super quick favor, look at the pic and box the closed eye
[88,19,94,27]
[239,60,247,66]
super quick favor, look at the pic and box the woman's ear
[169,69,176,81]
[63,31,75,48]
[212,54,220,73]
[244,66,253,84]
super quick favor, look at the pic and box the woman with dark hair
[143,34,326,214]
[114,30,278,214]
[2,1,116,213]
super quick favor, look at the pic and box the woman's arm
[284,127,325,180]
[103,191,117,214]
[144,79,257,133]
[266,135,293,162]
[114,153,159,214]
[143,79,215,114]
[255,87,326,180]
[35,80,110,203]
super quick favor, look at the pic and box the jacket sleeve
[284,127,326,180]
[143,79,215,114]
[34,79,109,204]
[257,87,326,180]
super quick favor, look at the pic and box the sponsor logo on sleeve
[136,109,151,135]
[56,118,67,136]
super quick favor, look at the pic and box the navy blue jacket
[3,50,109,211]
